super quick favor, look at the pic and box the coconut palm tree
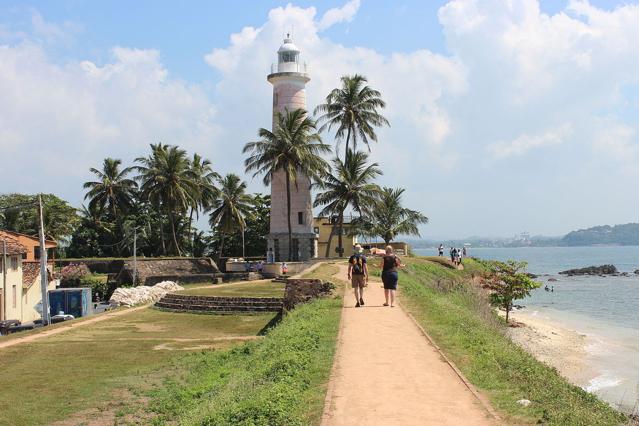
[187,153,220,253]
[351,187,428,245]
[135,144,198,255]
[314,74,389,161]
[243,108,331,261]
[314,150,382,257]
[208,174,253,261]
[83,158,137,220]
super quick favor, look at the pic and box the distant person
[450,247,455,263]
[347,244,368,307]
[281,262,288,275]
[544,285,549,292]
[551,286,554,292]
[438,244,444,257]
[380,245,401,307]
[462,246,467,257]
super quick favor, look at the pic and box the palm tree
[351,187,428,245]
[187,153,220,253]
[243,108,331,261]
[208,174,253,261]
[314,150,382,257]
[135,144,198,255]
[314,74,389,160]
[83,158,137,221]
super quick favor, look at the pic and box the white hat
[354,244,363,253]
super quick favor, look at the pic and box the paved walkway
[321,264,497,426]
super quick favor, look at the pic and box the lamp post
[38,195,50,326]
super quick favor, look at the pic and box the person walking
[438,244,444,257]
[380,245,401,307]
[348,244,368,307]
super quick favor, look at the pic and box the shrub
[80,275,109,301]
[59,263,90,287]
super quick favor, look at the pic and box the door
[67,291,82,318]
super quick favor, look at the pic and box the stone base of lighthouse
[268,232,317,262]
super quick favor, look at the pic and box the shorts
[382,271,398,290]
[351,274,366,288]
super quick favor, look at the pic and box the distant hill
[561,223,639,246]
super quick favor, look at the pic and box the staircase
[271,275,289,284]
[155,293,283,314]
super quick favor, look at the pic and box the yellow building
[314,216,359,259]
[1,232,56,324]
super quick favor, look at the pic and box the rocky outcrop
[283,279,335,310]
[558,265,618,276]
[634,269,639,275]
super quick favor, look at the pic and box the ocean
[414,246,639,412]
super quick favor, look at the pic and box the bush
[80,275,109,301]
[59,263,90,287]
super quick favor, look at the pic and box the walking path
[321,264,497,425]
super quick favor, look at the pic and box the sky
[1,0,638,239]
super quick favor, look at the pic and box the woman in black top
[379,245,400,307]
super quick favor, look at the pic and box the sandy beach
[505,310,598,389]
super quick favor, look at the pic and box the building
[266,35,317,262]
[1,231,56,323]
[0,229,57,261]
[314,216,359,259]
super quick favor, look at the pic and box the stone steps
[155,294,284,314]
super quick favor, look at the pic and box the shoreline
[506,310,598,389]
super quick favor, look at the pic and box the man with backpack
[348,244,368,307]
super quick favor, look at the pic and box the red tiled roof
[0,231,27,255]
[22,261,40,288]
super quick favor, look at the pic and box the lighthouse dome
[278,37,300,53]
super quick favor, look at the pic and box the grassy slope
[148,263,343,425]
[0,309,276,426]
[390,257,627,425]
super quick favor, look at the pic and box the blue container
[48,288,93,318]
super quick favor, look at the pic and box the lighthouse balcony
[271,62,308,74]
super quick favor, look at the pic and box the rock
[558,265,618,276]
[110,281,183,307]
[620,272,629,277]
[634,269,639,275]
[517,399,532,407]
[548,277,558,282]
[525,272,538,279]
[283,279,335,310]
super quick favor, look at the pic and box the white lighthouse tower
[267,35,317,262]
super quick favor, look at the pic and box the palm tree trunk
[169,211,181,256]
[285,169,293,262]
[218,233,225,266]
[344,127,352,162]
[325,223,336,257]
[187,207,194,255]
[338,210,344,258]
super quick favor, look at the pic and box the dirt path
[321,264,497,425]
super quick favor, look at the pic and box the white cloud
[487,124,572,159]
[318,0,361,30]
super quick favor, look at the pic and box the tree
[351,187,428,244]
[135,144,198,255]
[314,150,382,257]
[83,158,137,220]
[243,108,331,260]
[314,74,389,161]
[481,260,541,323]
[187,153,219,253]
[0,193,79,241]
[208,174,253,261]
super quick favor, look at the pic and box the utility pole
[2,239,7,322]
[132,228,137,285]
[38,195,50,326]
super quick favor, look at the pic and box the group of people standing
[438,244,467,266]
[347,244,401,308]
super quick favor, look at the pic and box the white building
[266,35,317,262]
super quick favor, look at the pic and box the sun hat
[354,244,363,253]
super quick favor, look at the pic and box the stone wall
[283,278,335,310]
[116,258,220,286]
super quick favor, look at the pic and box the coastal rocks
[525,273,538,279]
[548,278,558,282]
[634,269,639,275]
[558,265,618,276]
[110,281,184,307]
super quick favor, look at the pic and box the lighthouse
[266,35,317,262]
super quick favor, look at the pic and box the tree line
[1,74,428,260]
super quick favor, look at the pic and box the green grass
[147,262,345,425]
[391,257,628,425]
[0,308,277,425]
[179,279,285,297]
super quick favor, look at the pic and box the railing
[270,62,308,74]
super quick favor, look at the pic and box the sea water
[414,246,639,412]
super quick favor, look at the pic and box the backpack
[351,254,364,274]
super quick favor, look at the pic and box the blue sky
[1,0,638,239]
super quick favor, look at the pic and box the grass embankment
[148,263,343,425]
[0,308,276,425]
[386,257,627,425]
[179,279,285,297]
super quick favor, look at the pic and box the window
[10,256,18,270]
[298,212,304,225]
[34,246,41,260]
[12,285,17,309]
[280,52,297,63]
